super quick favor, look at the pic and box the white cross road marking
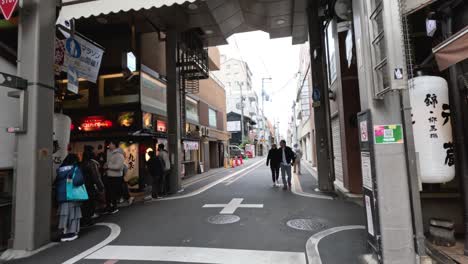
[203,198,263,214]
[85,245,307,264]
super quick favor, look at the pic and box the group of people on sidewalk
[54,141,171,242]
[266,140,303,190]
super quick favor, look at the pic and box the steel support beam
[165,29,182,194]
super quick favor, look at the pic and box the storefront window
[99,73,140,105]
[209,108,217,127]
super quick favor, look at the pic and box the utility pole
[307,2,335,192]
[237,81,245,143]
[261,77,271,154]
[12,0,56,252]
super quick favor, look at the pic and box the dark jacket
[147,156,164,179]
[266,149,281,167]
[55,164,84,203]
[81,159,104,196]
[280,146,296,165]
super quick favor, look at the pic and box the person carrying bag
[55,154,88,242]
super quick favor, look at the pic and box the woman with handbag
[55,153,88,242]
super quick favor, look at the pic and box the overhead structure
[57,0,309,46]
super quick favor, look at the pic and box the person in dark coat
[55,154,84,242]
[146,151,164,199]
[279,140,296,190]
[81,145,105,226]
[266,144,281,187]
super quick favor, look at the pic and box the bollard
[240,155,244,165]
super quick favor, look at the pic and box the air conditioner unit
[205,129,210,137]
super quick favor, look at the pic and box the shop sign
[374,124,404,144]
[143,112,153,130]
[227,121,241,132]
[118,112,135,128]
[63,34,104,83]
[157,120,167,133]
[183,141,199,150]
[78,116,113,131]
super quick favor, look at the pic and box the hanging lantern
[409,76,455,183]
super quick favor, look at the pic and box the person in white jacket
[158,144,171,195]
[293,144,303,175]
[104,140,125,214]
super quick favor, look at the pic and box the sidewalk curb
[303,162,363,206]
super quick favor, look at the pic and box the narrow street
[10,159,367,264]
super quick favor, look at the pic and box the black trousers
[82,191,97,223]
[105,177,123,210]
[152,176,161,198]
[270,166,280,182]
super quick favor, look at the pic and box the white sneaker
[91,213,99,219]
[128,196,135,205]
[119,198,124,204]
[61,234,78,242]
[143,195,152,201]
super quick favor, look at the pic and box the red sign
[0,0,18,20]
[78,116,113,132]
[157,120,167,132]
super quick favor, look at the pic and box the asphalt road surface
[8,158,368,264]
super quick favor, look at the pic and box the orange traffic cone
[231,158,235,168]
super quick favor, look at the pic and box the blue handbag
[66,166,89,202]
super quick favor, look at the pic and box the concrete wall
[0,57,18,169]
[353,0,416,261]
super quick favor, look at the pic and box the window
[368,0,389,97]
[209,108,217,127]
[186,97,199,123]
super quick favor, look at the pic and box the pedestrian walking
[104,140,125,214]
[80,145,104,226]
[279,140,295,190]
[293,144,303,174]
[146,151,165,199]
[158,144,171,195]
[55,154,87,242]
[266,144,281,187]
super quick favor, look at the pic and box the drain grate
[286,218,328,231]
[207,215,240,225]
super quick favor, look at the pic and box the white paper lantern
[410,76,455,183]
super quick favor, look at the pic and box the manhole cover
[287,219,328,231]
[207,215,240,225]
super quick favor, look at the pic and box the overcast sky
[217,31,301,139]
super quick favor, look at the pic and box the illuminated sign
[157,120,167,132]
[118,112,135,127]
[78,116,113,131]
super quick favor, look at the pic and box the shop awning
[58,0,196,21]
[433,25,468,71]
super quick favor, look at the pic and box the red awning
[433,25,468,71]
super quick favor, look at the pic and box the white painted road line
[85,245,307,264]
[151,158,266,202]
[203,198,264,214]
[305,225,366,264]
[62,223,121,264]
[225,162,263,186]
